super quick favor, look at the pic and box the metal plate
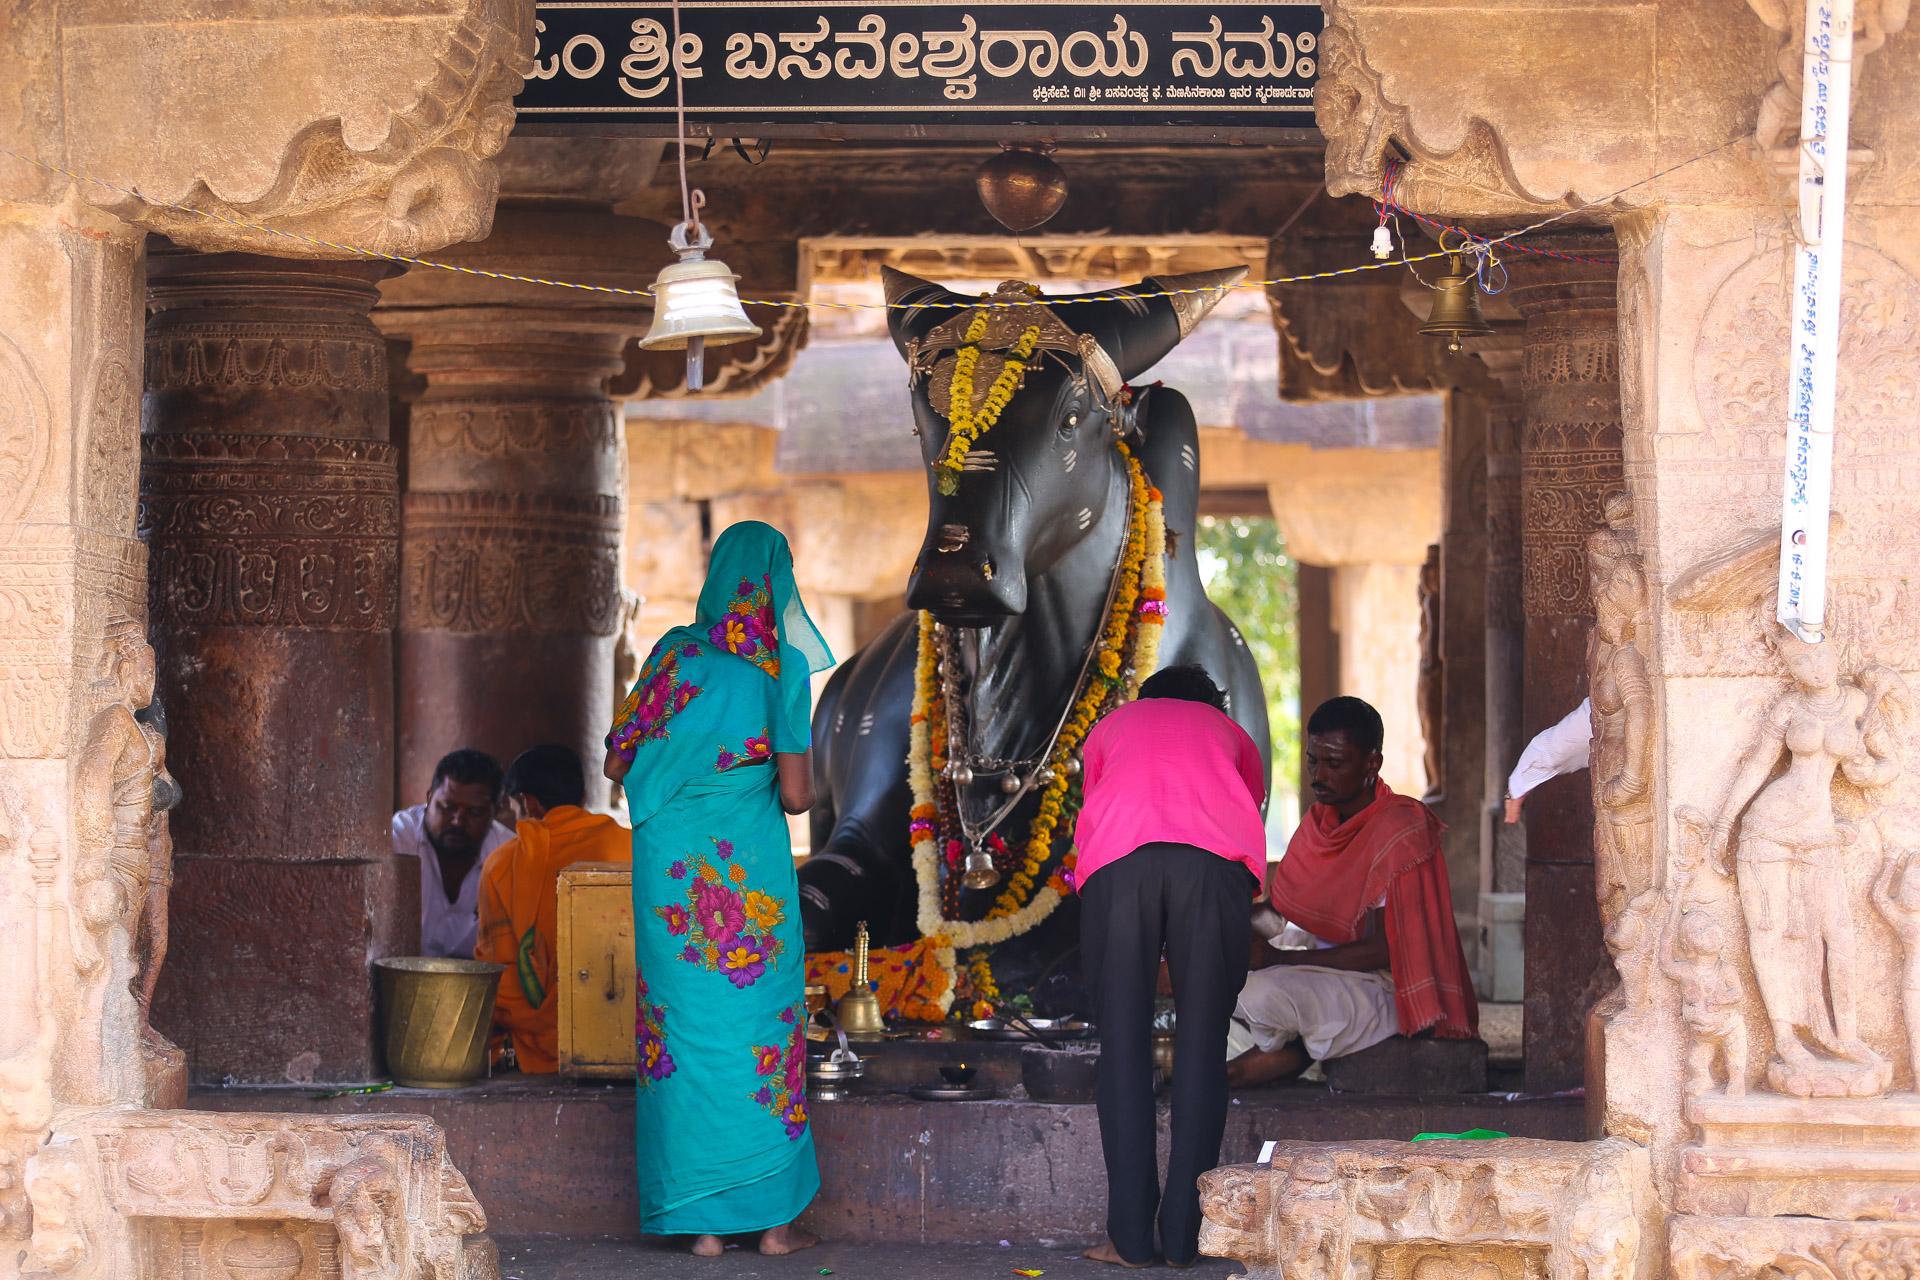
[965,1018,1095,1042]
[909,1083,998,1101]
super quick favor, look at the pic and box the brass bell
[836,921,887,1040]
[638,219,763,392]
[1417,253,1494,353]
[962,847,1001,890]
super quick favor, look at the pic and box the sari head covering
[608,520,836,827]
[695,521,834,754]
[605,520,835,1236]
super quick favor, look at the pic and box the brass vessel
[836,921,888,1039]
[375,957,504,1088]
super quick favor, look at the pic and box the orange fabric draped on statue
[475,804,631,1073]
[1268,779,1478,1040]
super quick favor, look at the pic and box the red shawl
[1268,780,1478,1040]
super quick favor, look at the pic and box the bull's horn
[1144,266,1251,337]
[882,264,943,307]
[881,264,965,352]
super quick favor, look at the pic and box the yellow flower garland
[908,442,1168,962]
[937,312,1042,496]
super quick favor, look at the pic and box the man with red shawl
[1228,696,1477,1087]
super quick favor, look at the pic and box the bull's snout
[906,521,1027,624]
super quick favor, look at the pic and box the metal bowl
[808,1054,864,1102]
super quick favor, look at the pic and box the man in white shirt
[1502,697,1592,823]
[392,750,514,958]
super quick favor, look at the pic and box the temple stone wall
[1205,1,1920,1277]
[0,0,529,1272]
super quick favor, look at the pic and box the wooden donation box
[556,862,637,1078]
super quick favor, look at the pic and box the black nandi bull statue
[801,268,1271,997]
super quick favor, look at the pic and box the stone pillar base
[1669,1216,1920,1280]
[24,1110,492,1280]
[1198,1137,1661,1280]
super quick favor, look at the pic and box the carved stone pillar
[1295,563,1340,811]
[1475,341,1528,900]
[141,251,409,1084]
[375,210,662,802]
[1436,392,1487,956]
[1506,234,1621,1093]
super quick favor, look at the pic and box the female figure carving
[1709,631,1906,1097]
[1587,494,1654,923]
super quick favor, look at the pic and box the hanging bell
[962,848,1002,890]
[1417,252,1494,354]
[638,219,764,392]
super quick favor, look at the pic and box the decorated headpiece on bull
[800,268,1271,1007]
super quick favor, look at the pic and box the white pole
[1776,0,1855,644]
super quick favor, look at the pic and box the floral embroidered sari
[606,520,834,1235]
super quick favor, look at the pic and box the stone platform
[192,1076,1582,1243]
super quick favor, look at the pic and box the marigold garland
[936,312,1043,496]
[805,934,956,1020]
[909,440,1168,966]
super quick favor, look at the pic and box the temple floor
[493,1235,1251,1279]
[192,1057,1574,1242]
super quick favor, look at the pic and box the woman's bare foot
[691,1235,724,1257]
[759,1223,819,1256]
[1227,1042,1309,1088]
[1084,1241,1153,1268]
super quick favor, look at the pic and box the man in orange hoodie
[475,744,630,1073]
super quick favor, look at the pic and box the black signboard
[515,2,1322,140]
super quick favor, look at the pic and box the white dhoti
[1229,965,1398,1062]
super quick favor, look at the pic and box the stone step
[192,1076,1582,1243]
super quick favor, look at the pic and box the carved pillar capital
[374,208,659,801]
[142,253,404,633]
[57,0,532,257]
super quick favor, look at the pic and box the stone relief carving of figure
[1658,824,1749,1097]
[1602,889,1664,1017]
[330,1155,404,1280]
[1870,844,1920,1088]
[1708,631,1908,1097]
[1277,1153,1355,1280]
[69,614,164,1104]
[1560,1159,1640,1280]
[133,701,179,1018]
[1587,493,1655,924]
[1746,0,1909,163]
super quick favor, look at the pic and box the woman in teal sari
[603,521,835,1256]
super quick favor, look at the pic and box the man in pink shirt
[1075,664,1267,1268]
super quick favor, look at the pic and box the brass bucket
[375,957,504,1089]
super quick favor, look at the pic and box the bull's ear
[882,266,966,358]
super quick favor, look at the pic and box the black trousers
[1081,843,1254,1265]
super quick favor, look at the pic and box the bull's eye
[1067,413,1079,427]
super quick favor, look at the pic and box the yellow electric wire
[1,137,1740,312]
